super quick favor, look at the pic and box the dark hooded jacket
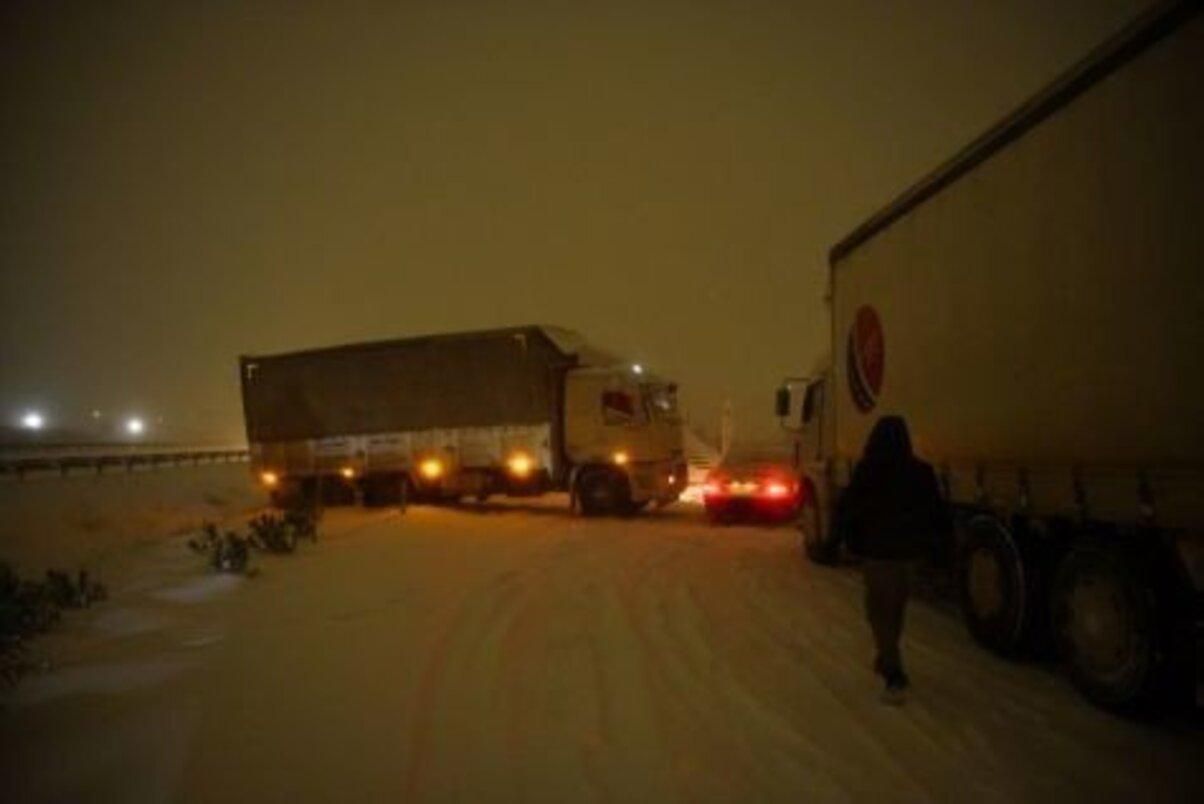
[834,416,949,561]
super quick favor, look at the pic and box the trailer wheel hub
[1066,575,1130,674]
[967,548,1004,618]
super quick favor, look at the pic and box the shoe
[880,671,908,706]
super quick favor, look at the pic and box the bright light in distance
[20,411,45,430]
[632,364,644,375]
[125,417,145,435]
[340,467,356,480]
[419,457,444,480]
[260,471,279,487]
[612,450,630,466]
[507,452,534,478]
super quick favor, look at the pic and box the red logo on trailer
[847,305,884,413]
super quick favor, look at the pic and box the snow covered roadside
[1,497,1201,802]
[0,462,262,575]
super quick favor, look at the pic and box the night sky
[1,0,1146,444]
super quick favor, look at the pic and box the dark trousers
[863,559,912,678]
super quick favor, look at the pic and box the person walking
[834,415,949,704]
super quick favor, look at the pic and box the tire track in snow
[607,530,882,802]
[660,535,939,801]
[403,557,535,800]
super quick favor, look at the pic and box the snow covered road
[2,497,1201,802]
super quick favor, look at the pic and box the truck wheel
[364,474,411,508]
[799,484,837,565]
[268,485,293,509]
[1050,543,1166,712]
[958,515,1035,656]
[577,468,629,517]
[626,499,651,515]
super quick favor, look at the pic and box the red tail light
[763,481,792,499]
[703,471,730,497]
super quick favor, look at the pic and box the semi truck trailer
[240,326,687,515]
[777,1,1203,711]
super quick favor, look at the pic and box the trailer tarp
[240,327,576,442]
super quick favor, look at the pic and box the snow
[1,495,1201,802]
[0,462,262,575]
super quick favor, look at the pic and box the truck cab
[564,366,687,514]
[776,370,838,561]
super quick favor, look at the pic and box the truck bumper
[628,459,688,504]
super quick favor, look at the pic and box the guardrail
[0,447,249,479]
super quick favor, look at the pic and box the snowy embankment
[2,497,1200,803]
[0,462,262,575]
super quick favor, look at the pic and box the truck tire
[958,515,1036,656]
[1050,542,1170,712]
[799,482,837,565]
[577,468,630,517]
[269,481,302,510]
[363,474,406,507]
[622,499,651,517]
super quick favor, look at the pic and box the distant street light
[632,363,644,375]
[21,411,45,430]
[125,417,145,436]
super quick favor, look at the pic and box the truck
[239,325,687,515]
[776,0,1203,711]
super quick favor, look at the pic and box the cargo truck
[240,326,687,515]
[777,1,1203,711]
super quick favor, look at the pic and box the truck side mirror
[774,387,791,418]
[802,385,816,423]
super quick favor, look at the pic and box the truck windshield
[643,384,679,421]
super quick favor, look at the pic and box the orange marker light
[507,452,534,478]
[612,450,630,466]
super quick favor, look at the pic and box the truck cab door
[800,379,826,463]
